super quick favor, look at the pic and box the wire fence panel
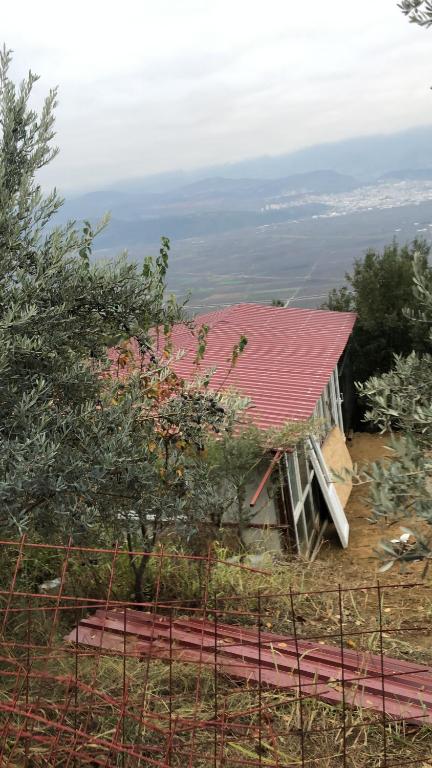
[0,539,431,766]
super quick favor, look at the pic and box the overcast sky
[3,0,432,191]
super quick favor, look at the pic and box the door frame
[308,436,350,548]
[282,448,323,558]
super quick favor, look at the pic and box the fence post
[338,584,347,768]
[214,591,218,768]
[289,587,305,767]
[377,581,388,768]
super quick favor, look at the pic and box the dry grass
[2,429,432,766]
[1,650,432,767]
[1,550,432,767]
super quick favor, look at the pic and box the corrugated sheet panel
[66,609,432,726]
[111,304,356,429]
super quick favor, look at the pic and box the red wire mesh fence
[0,538,431,767]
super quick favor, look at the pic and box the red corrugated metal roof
[160,304,356,429]
[109,303,356,429]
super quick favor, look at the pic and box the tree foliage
[359,352,432,443]
[0,47,245,584]
[205,419,314,535]
[350,3,432,566]
[322,240,431,386]
[399,0,432,26]
[358,253,432,568]
[0,46,187,539]
[0,47,313,601]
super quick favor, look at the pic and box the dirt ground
[318,432,430,585]
[331,432,393,562]
[291,432,432,665]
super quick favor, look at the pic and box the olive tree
[0,46,251,602]
[358,255,432,568]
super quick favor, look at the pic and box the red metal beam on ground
[66,611,432,727]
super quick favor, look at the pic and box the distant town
[264,179,432,229]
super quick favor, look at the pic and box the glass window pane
[322,395,331,430]
[287,454,300,509]
[297,449,310,490]
[333,370,342,430]
[324,384,331,422]
[296,512,308,556]
[316,397,326,442]
[312,479,324,520]
[304,489,319,540]
[329,379,338,427]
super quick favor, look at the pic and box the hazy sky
[3,0,432,191]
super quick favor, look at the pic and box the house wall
[222,444,325,558]
[221,431,352,556]
[315,366,344,436]
[220,364,352,557]
[280,447,323,557]
[221,458,282,553]
[338,346,355,432]
[315,364,353,509]
[321,426,353,508]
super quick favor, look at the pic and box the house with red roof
[111,302,356,559]
[159,303,357,559]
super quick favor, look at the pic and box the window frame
[285,447,321,557]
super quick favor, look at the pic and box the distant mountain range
[59,169,356,222]
[53,124,432,310]
[380,168,432,181]
[56,124,432,242]
[106,124,432,195]
[54,170,360,246]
